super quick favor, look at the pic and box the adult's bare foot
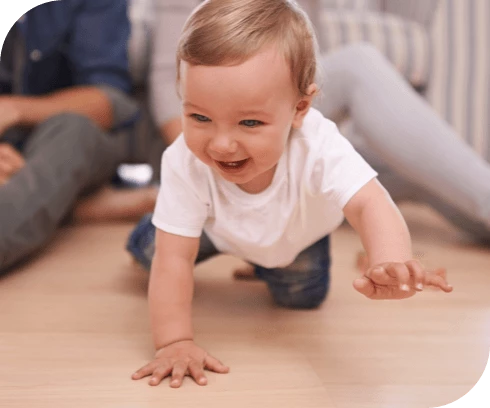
[72,186,158,223]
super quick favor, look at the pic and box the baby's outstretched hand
[353,260,453,300]
[132,340,229,387]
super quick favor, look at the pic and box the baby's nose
[209,133,238,155]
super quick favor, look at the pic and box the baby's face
[180,47,311,194]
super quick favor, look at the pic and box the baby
[130,0,453,388]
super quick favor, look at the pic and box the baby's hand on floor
[353,260,453,300]
[131,340,229,387]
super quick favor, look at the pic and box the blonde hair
[177,0,320,97]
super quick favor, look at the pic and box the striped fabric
[425,0,490,160]
[379,0,439,27]
[322,0,381,11]
[320,10,430,86]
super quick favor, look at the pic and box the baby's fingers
[170,361,188,388]
[150,364,173,386]
[365,266,396,285]
[368,264,411,292]
[188,360,208,386]
[132,362,159,380]
[353,276,376,298]
[405,260,425,291]
[387,263,412,292]
[131,361,173,386]
[353,276,412,300]
[433,267,449,280]
[424,270,453,293]
[204,354,230,374]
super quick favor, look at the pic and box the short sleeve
[152,149,209,237]
[310,122,378,209]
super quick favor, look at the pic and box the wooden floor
[1,203,489,408]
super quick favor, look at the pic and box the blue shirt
[16,0,132,96]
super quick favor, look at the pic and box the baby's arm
[343,179,412,266]
[132,229,229,387]
[149,229,197,349]
[343,179,452,299]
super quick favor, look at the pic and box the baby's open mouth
[216,158,249,171]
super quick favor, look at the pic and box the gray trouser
[0,113,129,273]
[315,43,490,242]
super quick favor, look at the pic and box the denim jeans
[127,214,331,309]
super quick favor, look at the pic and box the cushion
[320,10,430,87]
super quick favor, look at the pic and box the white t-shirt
[152,108,378,268]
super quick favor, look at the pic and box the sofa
[319,0,489,161]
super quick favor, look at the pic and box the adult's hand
[0,97,21,137]
[0,143,25,185]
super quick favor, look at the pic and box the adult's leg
[71,87,164,223]
[315,43,490,240]
[253,235,331,309]
[0,113,127,272]
[352,127,490,242]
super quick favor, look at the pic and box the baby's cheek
[184,134,204,154]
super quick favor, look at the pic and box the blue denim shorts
[127,214,331,309]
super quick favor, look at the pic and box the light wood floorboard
[1,203,489,407]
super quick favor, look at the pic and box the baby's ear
[292,84,317,129]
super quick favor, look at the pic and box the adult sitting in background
[0,0,143,273]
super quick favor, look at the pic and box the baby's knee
[274,292,328,310]
[269,277,330,310]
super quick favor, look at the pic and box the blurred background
[0,1,489,407]
[0,0,488,280]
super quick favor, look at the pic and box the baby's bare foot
[232,264,257,280]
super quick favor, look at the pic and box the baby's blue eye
[191,114,211,122]
[240,119,263,128]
